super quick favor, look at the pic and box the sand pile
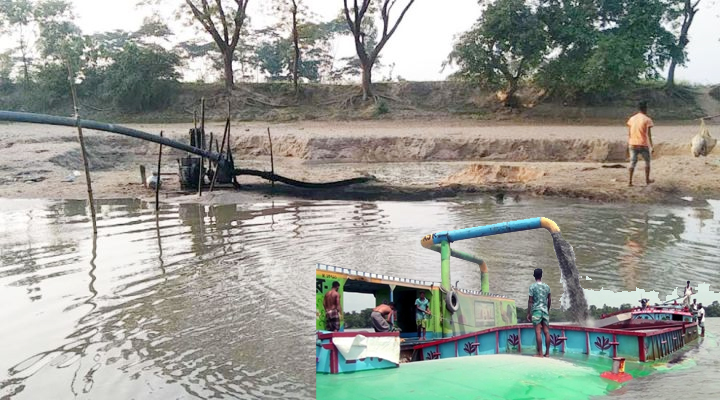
[441,164,545,185]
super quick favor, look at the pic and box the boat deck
[316,352,666,400]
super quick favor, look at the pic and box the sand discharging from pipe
[550,232,590,324]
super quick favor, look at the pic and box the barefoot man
[370,302,396,332]
[527,268,551,357]
[323,281,342,332]
[627,101,655,186]
[415,291,431,340]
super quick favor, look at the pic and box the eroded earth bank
[1,118,719,204]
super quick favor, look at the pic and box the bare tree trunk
[361,63,372,100]
[223,52,234,93]
[291,0,300,94]
[667,59,677,88]
[666,0,699,88]
[19,29,30,88]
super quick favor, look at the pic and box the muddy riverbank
[1,119,718,204]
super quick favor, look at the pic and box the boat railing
[316,263,509,299]
[600,305,692,320]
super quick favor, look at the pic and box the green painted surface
[316,273,347,330]
[441,240,452,337]
[481,269,489,293]
[316,352,691,400]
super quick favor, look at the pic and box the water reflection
[1,196,719,399]
[0,199,314,399]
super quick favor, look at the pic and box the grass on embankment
[0,81,710,124]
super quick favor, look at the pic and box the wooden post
[66,61,97,234]
[156,131,163,211]
[267,127,275,189]
[140,165,146,187]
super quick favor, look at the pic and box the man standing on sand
[323,281,342,332]
[415,291,431,340]
[683,281,693,308]
[527,268,551,357]
[370,303,396,332]
[627,101,655,187]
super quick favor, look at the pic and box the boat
[316,217,701,385]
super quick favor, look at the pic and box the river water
[1,196,719,399]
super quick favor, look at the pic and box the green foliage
[253,17,342,83]
[0,50,13,91]
[710,86,720,102]
[343,308,374,329]
[447,0,547,99]
[374,99,389,116]
[536,0,677,98]
[98,43,180,112]
[705,301,720,317]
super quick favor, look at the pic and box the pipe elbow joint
[420,234,434,249]
[540,217,560,233]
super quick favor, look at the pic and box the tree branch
[185,0,227,50]
[214,0,229,44]
[343,0,369,63]
[229,0,248,49]
[200,0,222,45]
[372,0,415,60]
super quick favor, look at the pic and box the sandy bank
[0,119,718,204]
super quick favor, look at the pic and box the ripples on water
[1,196,719,399]
[0,199,315,399]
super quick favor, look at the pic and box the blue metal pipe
[0,110,221,161]
[421,217,560,247]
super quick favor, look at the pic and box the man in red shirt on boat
[323,281,343,332]
[527,268,551,357]
[626,101,654,187]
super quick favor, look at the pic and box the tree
[536,0,676,98]
[33,0,87,71]
[447,0,548,106]
[0,0,34,87]
[253,12,344,84]
[183,0,249,92]
[342,0,416,100]
[535,0,599,98]
[99,42,180,112]
[665,0,700,88]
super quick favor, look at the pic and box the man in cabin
[692,299,698,312]
[415,291,431,340]
[697,303,705,337]
[323,281,342,332]
[527,268,551,357]
[683,281,693,308]
[370,303,396,333]
[627,100,654,187]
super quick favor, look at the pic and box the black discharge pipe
[0,110,220,161]
[0,110,373,189]
[234,169,373,188]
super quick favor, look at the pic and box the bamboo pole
[198,98,205,196]
[155,131,163,211]
[66,61,97,234]
[267,127,275,189]
[209,118,230,192]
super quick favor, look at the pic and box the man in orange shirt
[626,101,654,186]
